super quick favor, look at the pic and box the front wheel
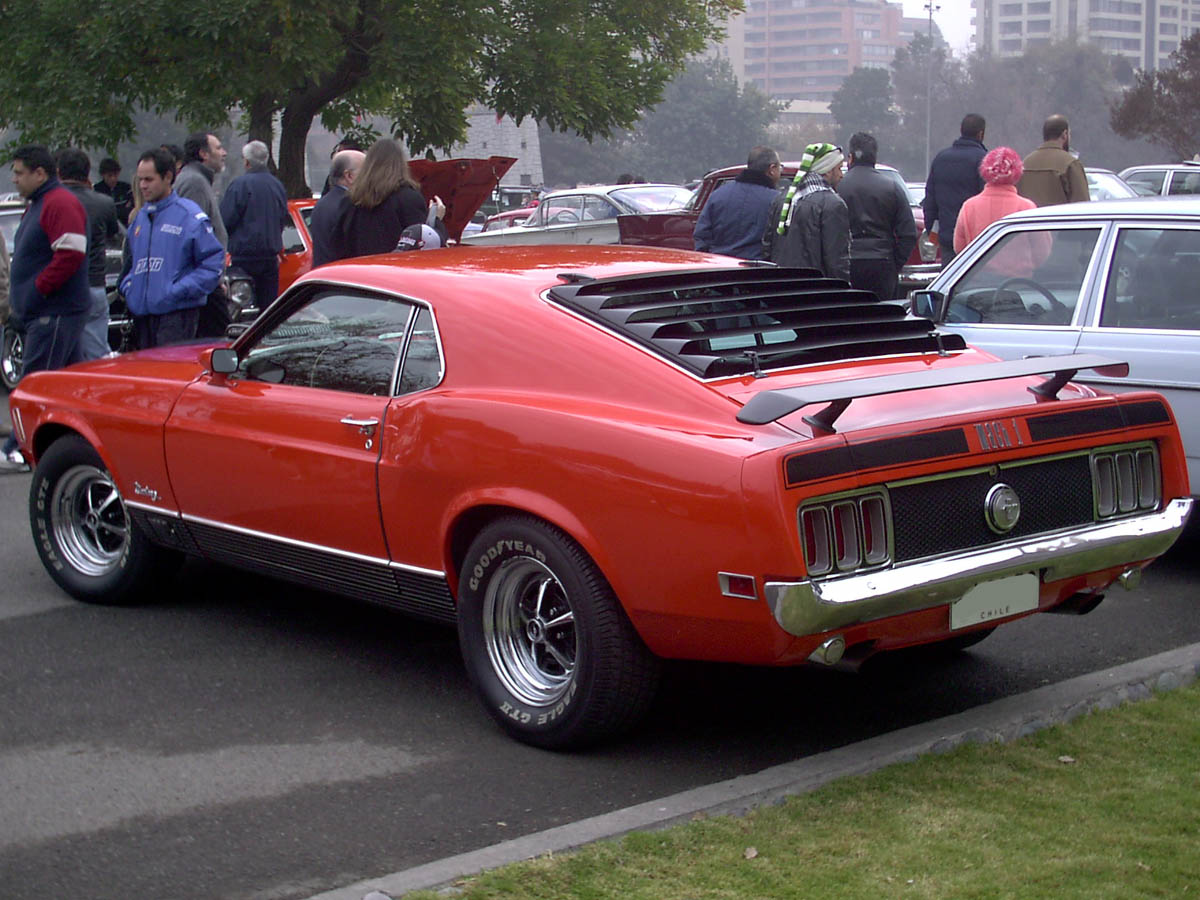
[1,324,22,391]
[457,516,661,749]
[29,435,179,604]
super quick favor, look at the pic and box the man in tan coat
[1018,114,1089,207]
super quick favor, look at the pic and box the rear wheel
[30,435,179,604]
[457,516,660,749]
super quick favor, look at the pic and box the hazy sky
[902,1,975,53]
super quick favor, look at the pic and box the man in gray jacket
[763,142,850,280]
[175,131,228,248]
[837,132,916,300]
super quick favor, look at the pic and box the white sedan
[462,183,693,246]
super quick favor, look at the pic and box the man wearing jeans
[1,145,90,472]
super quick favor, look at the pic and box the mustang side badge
[975,419,1024,451]
[132,482,161,502]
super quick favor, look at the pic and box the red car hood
[409,156,516,242]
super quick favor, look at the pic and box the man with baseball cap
[762,142,850,280]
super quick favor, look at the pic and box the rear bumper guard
[764,498,1193,637]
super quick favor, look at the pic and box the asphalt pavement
[308,642,1200,900]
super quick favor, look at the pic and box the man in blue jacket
[693,146,782,260]
[922,113,987,268]
[120,147,225,349]
[220,140,289,305]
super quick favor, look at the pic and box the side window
[281,217,306,254]
[239,290,414,395]
[545,196,584,226]
[1101,228,1200,330]
[1167,172,1200,195]
[582,196,620,221]
[398,307,443,394]
[1126,170,1165,195]
[947,228,1100,325]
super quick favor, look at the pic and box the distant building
[449,105,544,187]
[976,0,1198,70]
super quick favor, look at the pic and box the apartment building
[740,0,911,102]
[977,0,1200,69]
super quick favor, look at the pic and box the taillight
[800,490,891,577]
[1092,445,1160,519]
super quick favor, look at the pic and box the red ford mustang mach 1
[7,245,1191,748]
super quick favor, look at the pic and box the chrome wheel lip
[483,556,577,708]
[50,464,128,577]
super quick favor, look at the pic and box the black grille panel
[890,454,1094,562]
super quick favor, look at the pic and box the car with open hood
[618,162,940,297]
[7,244,1191,748]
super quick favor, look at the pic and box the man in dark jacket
[220,141,290,305]
[57,147,122,360]
[94,157,134,225]
[693,145,782,259]
[922,113,987,267]
[763,142,850,280]
[837,132,916,300]
[2,145,90,471]
[310,148,364,266]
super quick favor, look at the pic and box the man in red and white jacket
[2,145,90,472]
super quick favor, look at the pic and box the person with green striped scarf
[762,142,850,281]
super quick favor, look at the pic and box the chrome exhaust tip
[1117,567,1142,591]
[808,635,846,666]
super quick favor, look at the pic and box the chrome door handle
[340,416,379,436]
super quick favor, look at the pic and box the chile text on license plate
[950,573,1039,630]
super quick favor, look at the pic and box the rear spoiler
[736,354,1130,432]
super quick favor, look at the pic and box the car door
[936,222,1107,360]
[1077,223,1200,486]
[163,285,415,562]
[538,194,585,243]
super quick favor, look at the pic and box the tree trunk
[278,102,318,198]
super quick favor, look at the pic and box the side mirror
[211,347,238,375]
[910,289,948,322]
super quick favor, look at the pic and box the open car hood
[409,156,516,242]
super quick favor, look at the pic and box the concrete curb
[307,643,1200,900]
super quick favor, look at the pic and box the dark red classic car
[619,162,940,297]
[8,245,1191,748]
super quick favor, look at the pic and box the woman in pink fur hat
[953,147,1037,253]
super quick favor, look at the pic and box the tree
[0,0,739,196]
[888,33,967,179]
[540,57,782,186]
[829,67,897,151]
[1112,32,1200,159]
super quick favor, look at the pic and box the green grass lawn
[407,683,1200,899]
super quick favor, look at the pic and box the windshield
[610,185,694,213]
[1087,171,1137,201]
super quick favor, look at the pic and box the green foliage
[830,67,898,152]
[539,57,783,186]
[0,0,739,195]
[1112,32,1200,159]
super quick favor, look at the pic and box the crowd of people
[696,112,1091,293]
[0,132,447,473]
[0,111,1098,473]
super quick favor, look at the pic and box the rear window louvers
[548,267,963,379]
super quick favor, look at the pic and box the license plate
[950,573,1039,630]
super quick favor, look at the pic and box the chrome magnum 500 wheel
[30,435,178,604]
[457,516,661,749]
[1,325,22,391]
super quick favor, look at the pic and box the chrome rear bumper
[764,498,1192,637]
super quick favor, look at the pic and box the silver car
[462,183,693,246]
[911,196,1200,489]
[1117,162,1200,197]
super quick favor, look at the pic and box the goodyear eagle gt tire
[30,435,179,604]
[457,516,661,749]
